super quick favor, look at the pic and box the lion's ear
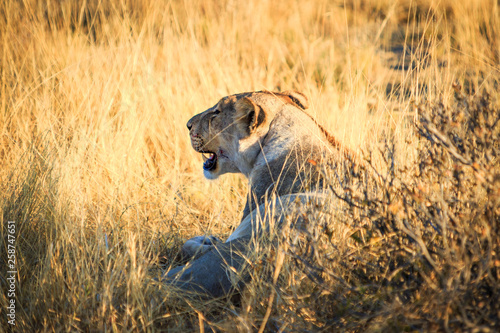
[282,91,309,109]
[235,97,266,136]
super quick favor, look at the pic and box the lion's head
[186,91,308,179]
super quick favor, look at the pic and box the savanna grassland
[0,0,499,331]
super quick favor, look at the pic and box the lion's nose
[187,113,201,131]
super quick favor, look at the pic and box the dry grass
[0,0,499,331]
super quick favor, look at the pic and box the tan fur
[167,91,358,297]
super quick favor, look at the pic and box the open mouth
[201,152,218,171]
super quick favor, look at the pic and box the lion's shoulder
[242,96,355,216]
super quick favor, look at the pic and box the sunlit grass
[0,0,498,331]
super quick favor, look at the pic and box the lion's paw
[181,235,220,258]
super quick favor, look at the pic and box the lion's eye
[210,110,220,120]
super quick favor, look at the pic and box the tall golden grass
[0,0,498,331]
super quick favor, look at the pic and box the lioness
[166,91,356,297]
